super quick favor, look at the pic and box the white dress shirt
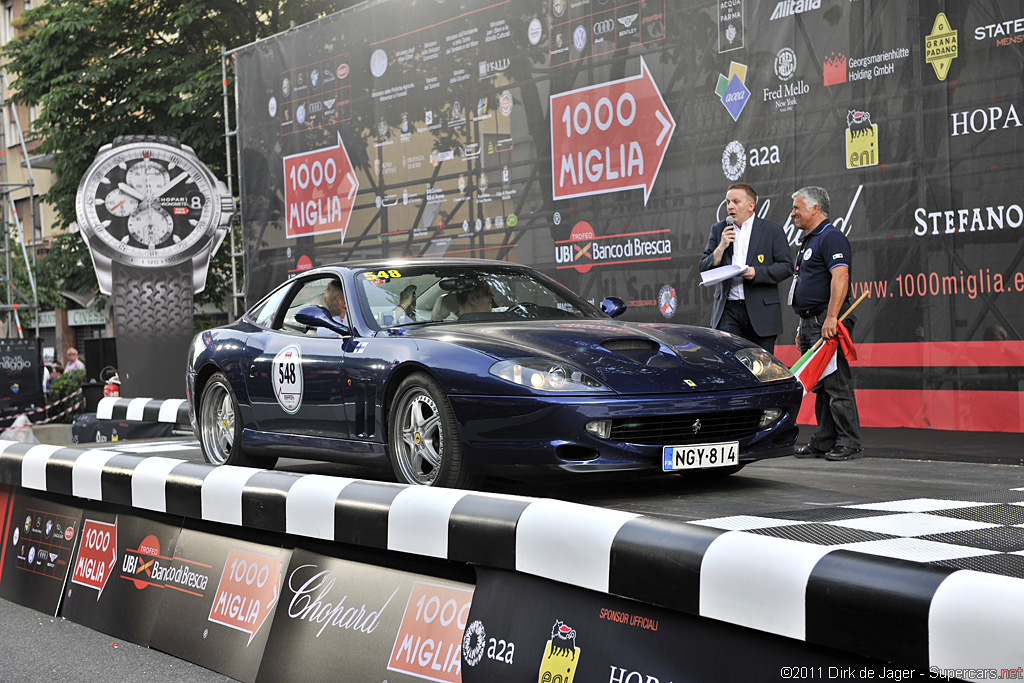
[727,215,754,301]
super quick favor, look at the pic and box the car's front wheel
[388,373,469,488]
[198,373,275,469]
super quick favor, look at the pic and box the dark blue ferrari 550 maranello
[187,258,802,488]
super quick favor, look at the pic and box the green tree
[2,0,354,308]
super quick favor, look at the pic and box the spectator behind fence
[65,347,85,371]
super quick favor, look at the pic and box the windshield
[353,264,607,328]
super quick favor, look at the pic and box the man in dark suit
[698,183,794,354]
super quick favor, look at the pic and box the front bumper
[448,382,801,473]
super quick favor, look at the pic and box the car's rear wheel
[388,373,469,488]
[198,373,276,469]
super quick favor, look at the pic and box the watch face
[76,141,226,268]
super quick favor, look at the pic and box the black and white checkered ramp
[688,494,1024,676]
[0,439,1020,678]
[96,397,189,427]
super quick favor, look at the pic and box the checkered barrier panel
[1,438,1021,677]
[95,397,190,428]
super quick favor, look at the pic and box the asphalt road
[0,427,1021,682]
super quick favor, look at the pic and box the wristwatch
[75,135,233,340]
[75,136,233,396]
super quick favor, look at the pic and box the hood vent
[602,337,675,368]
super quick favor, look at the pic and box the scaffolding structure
[221,48,244,321]
[0,73,39,339]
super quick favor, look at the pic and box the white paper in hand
[700,263,749,287]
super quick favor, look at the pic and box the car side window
[247,286,292,329]
[279,276,342,334]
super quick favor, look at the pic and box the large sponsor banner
[234,1,1024,431]
[0,338,44,419]
[148,525,290,683]
[256,547,474,683]
[0,491,82,616]
[464,568,899,682]
[60,510,183,647]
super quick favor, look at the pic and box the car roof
[309,257,533,274]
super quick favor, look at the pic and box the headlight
[489,359,609,392]
[735,348,793,382]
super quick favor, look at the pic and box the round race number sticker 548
[272,344,303,414]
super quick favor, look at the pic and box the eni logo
[537,620,579,683]
[846,110,878,169]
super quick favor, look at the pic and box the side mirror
[600,297,627,318]
[296,305,349,335]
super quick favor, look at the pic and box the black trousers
[718,300,777,354]
[797,313,862,449]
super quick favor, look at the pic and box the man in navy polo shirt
[790,186,862,461]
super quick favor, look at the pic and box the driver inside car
[315,280,348,335]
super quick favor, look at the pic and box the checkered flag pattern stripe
[0,438,1020,675]
[96,397,190,428]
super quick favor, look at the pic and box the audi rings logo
[722,140,746,181]
[463,620,486,666]
[593,19,614,35]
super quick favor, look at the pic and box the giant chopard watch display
[76,135,233,342]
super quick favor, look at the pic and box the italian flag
[790,321,857,395]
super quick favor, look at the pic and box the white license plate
[662,442,739,471]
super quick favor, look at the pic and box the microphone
[726,216,735,227]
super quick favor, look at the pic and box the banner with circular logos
[463,567,898,681]
[233,1,1024,431]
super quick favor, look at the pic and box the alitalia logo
[770,0,821,21]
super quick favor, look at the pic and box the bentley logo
[692,419,702,434]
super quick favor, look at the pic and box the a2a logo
[462,620,515,667]
[749,144,781,167]
[845,109,878,169]
[721,141,780,181]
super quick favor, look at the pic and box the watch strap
[112,262,195,398]
[112,135,182,149]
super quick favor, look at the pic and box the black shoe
[794,444,828,459]
[825,446,863,461]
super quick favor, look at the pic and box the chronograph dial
[75,135,234,293]
[102,188,140,217]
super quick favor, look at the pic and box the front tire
[388,373,469,488]
[198,373,276,469]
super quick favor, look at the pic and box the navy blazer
[698,216,795,338]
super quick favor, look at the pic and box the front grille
[609,409,763,445]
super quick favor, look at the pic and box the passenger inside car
[456,281,495,319]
